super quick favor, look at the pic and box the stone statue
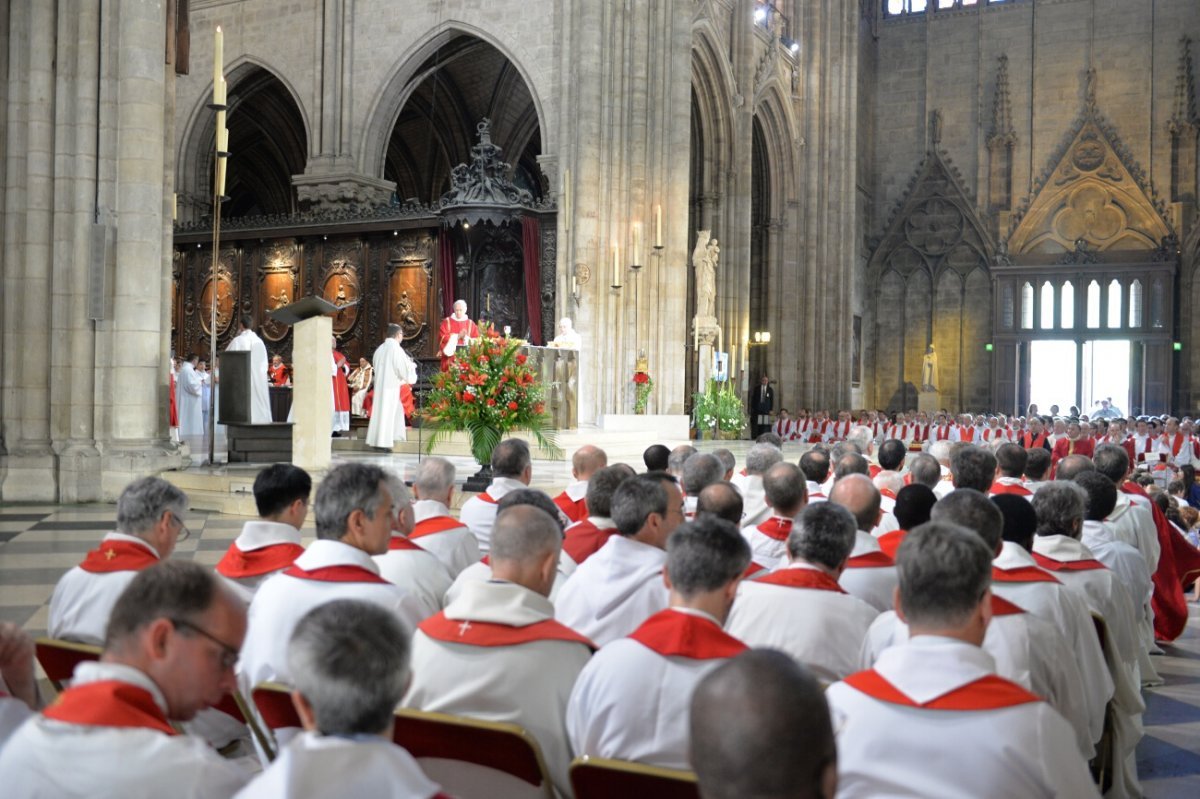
[692,230,718,320]
[920,344,939,393]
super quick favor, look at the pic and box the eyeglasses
[169,618,240,671]
[170,512,191,542]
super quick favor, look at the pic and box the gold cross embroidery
[104,548,117,560]
[457,620,472,636]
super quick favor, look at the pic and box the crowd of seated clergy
[2,420,1188,798]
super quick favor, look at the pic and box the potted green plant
[691,379,747,440]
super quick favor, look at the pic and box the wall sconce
[751,330,772,345]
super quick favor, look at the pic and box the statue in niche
[273,287,290,310]
[692,230,719,320]
[921,344,939,393]
[395,291,420,334]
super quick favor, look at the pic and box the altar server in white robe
[365,324,418,448]
[827,474,898,612]
[49,477,186,643]
[826,522,1099,799]
[409,457,481,577]
[403,506,594,798]
[989,494,1113,753]
[1031,482,1144,798]
[566,515,751,770]
[239,463,425,699]
[235,601,445,799]
[690,650,837,799]
[373,474,452,620]
[458,438,534,553]
[176,354,204,442]
[728,502,878,682]
[0,624,37,747]
[1094,444,1162,571]
[728,443,783,526]
[226,314,273,424]
[215,464,311,604]
[0,561,251,798]
[739,461,807,570]
[556,473,683,646]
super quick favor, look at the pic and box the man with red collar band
[824,410,853,443]
[826,523,1098,798]
[239,463,425,704]
[1050,420,1094,469]
[458,438,533,554]
[409,457,480,578]
[1019,416,1052,451]
[981,415,1009,443]
[566,516,750,770]
[1159,416,1199,470]
[553,445,608,525]
[49,477,189,644]
[771,408,794,441]
[928,412,958,445]
[1130,417,1164,467]
[0,561,250,797]
[827,475,899,612]
[405,506,594,798]
[373,473,453,621]
[989,443,1032,497]
[561,465,631,574]
[216,464,311,603]
[741,462,808,570]
[729,502,879,682]
[807,409,829,444]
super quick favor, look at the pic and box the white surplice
[739,515,793,571]
[729,472,770,526]
[726,562,878,682]
[565,608,738,770]
[827,637,1099,799]
[554,535,669,647]
[365,337,417,448]
[226,329,272,424]
[457,476,528,554]
[403,580,593,798]
[0,662,250,799]
[176,361,204,439]
[1082,519,1156,667]
[233,731,442,799]
[216,520,304,603]
[1104,492,1161,573]
[838,530,899,612]
[443,559,567,606]
[410,499,481,578]
[48,532,161,644]
[0,689,31,748]
[373,538,453,621]
[238,540,425,694]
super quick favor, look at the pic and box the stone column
[291,316,333,471]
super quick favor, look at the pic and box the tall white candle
[612,242,621,287]
[213,27,223,95]
[655,204,662,248]
[632,222,641,266]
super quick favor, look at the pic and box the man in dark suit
[750,375,775,438]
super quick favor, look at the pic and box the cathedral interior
[1,0,1200,501]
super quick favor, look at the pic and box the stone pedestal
[918,390,940,414]
[291,316,333,471]
[694,316,721,392]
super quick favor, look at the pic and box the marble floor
[3,449,1200,795]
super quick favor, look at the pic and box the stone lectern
[270,297,351,471]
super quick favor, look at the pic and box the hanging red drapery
[438,228,456,318]
[521,217,543,345]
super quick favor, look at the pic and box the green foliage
[691,379,747,433]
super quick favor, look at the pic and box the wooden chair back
[570,756,701,799]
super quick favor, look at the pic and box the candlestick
[216,126,228,155]
[216,157,227,197]
[172,192,177,221]
[213,27,223,93]
[655,204,662,248]
[632,222,641,268]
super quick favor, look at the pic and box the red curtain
[438,228,455,318]
[522,217,543,345]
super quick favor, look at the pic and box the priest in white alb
[365,324,418,449]
[175,354,204,443]
[225,314,273,423]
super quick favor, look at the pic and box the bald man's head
[571,445,608,480]
[696,482,744,526]
[691,650,835,799]
[828,473,881,532]
[489,505,563,597]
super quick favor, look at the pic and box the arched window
[1107,280,1122,328]
[1086,280,1101,328]
[1040,281,1054,329]
[1128,280,1142,328]
[1060,281,1074,329]
[1021,282,1034,329]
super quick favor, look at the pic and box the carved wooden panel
[386,233,435,356]
[198,249,237,339]
[321,242,362,336]
[259,240,299,343]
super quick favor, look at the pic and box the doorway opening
[1029,340,1077,413]
[1082,339,1131,417]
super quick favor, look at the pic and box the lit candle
[213,26,223,98]
[612,241,621,287]
[632,222,641,266]
[655,204,662,247]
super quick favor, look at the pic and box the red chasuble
[419,612,596,650]
[438,316,481,372]
[79,541,159,574]
[843,670,1040,711]
[215,542,305,579]
[43,680,177,735]
[332,350,351,414]
[754,568,846,593]
[628,610,747,660]
[283,564,389,584]
[1121,481,1200,641]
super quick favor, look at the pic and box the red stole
[934,425,953,441]
[755,568,846,593]
[1021,432,1047,449]
[989,481,1032,497]
[868,463,882,478]
[843,670,1040,711]
[844,550,894,569]
[1031,552,1107,572]
[411,516,466,539]
[628,610,747,660]
[283,563,389,584]
[554,492,588,524]
[991,565,1061,584]
[877,529,907,558]
[43,680,176,736]
[419,612,595,650]
[215,541,304,579]
[958,425,974,442]
[79,540,159,574]
[476,492,498,504]
[755,517,793,542]
[388,536,425,552]
[563,520,618,565]
[991,595,1025,616]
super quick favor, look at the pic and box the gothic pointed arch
[1008,101,1173,255]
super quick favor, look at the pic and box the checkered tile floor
[1,502,1199,794]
